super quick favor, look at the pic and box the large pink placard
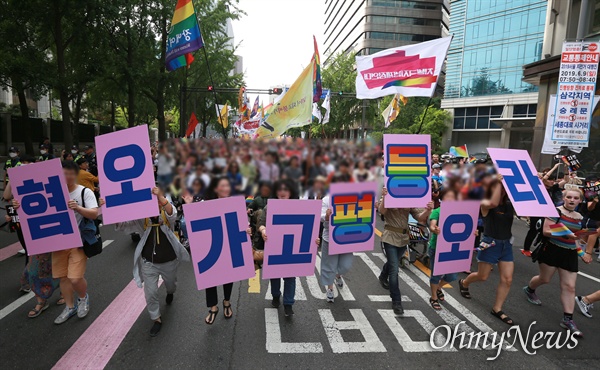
[8,158,81,255]
[262,199,322,279]
[487,148,558,217]
[383,134,431,208]
[328,181,377,255]
[432,200,479,276]
[95,124,158,224]
[183,196,255,290]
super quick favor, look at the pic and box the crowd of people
[2,137,599,338]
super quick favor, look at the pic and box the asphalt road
[0,214,599,370]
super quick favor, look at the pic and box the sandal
[436,289,445,302]
[56,296,65,305]
[459,279,471,299]
[429,298,442,311]
[223,300,233,319]
[490,309,515,326]
[205,308,219,325]
[28,300,49,318]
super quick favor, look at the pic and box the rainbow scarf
[166,0,204,71]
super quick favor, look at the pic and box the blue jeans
[381,242,407,303]
[428,248,458,284]
[270,277,296,306]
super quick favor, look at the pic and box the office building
[441,0,547,153]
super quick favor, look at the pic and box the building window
[513,104,537,118]
[452,105,504,130]
[370,0,440,10]
[368,32,438,42]
[368,15,440,27]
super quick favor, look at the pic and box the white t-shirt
[69,185,98,225]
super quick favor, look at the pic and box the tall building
[324,0,450,61]
[441,0,547,153]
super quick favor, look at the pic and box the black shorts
[537,242,579,273]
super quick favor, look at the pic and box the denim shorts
[476,235,514,264]
[428,248,458,284]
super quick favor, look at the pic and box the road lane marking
[319,309,386,353]
[0,292,34,321]
[315,254,356,301]
[375,228,382,237]
[102,240,113,249]
[265,278,307,300]
[265,308,323,353]
[379,309,456,352]
[368,295,411,302]
[53,279,163,370]
[0,241,24,262]
[578,271,600,283]
[248,269,261,293]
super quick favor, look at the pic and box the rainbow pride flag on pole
[312,36,322,103]
[449,145,469,158]
[166,0,204,71]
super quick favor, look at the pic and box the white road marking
[368,295,411,302]
[315,254,356,301]
[0,292,34,321]
[265,308,323,353]
[379,309,456,352]
[102,239,114,249]
[578,271,600,283]
[318,309,386,353]
[265,278,307,300]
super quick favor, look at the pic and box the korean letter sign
[8,158,81,255]
[328,182,377,255]
[384,134,431,208]
[96,124,158,224]
[183,196,255,290]
[488,148,558,218]
[262,199,322,279]
[432,201,479,276]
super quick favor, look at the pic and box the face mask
[40,150,47,155]
[71,150,78,155]
[9,153,17,158]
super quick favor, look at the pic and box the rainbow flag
[549,223,573,237]
[468,156,477,164]
[312,36,322,103]
[245,196,254,204]
[166,0,204,71]
[449,145,469,158]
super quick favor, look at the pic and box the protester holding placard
[459,174,517,326]
[111,187,190,337]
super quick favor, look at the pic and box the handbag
[79,187,103,258]
[531,208,562,263]
[252,248,264,270]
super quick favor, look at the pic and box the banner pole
[415,96,433,134]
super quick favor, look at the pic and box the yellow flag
[218,103,229,128]
[255,63,314,139]
[382,93,407,127]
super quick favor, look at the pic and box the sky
[231,0,325,104]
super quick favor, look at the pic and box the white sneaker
[17,249,26,255]
[54,306,77,324]
[575,296,593,318]
[326,288,334,303]
[334,276,344,288]
[77,294,90,318]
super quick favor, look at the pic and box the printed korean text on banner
[96,125,158,224]
[262,199,321,279]
[8,158,81,255]
[552,41,599,147]
[328,182,378,255]
[165,0,204,71]
[432,201,480,276]
[383,134,431,208]
[355,37,451,99]
[183,196,255,290]
[561,154,581,172]
[584,181,600,201]
[487,148,558,218]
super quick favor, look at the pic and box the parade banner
[488,148,558,217]
[383,134,431,208]
[552,41,599,147]
[8,158,81,255]
[355,37,451,99]
[584,181,600,201]
[183,196,255,290]
[165,0,203,71]
[328,182,377,255]
[96,125,158,224]
[433,200,480,276]
[262,199,321,279]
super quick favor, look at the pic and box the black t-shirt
[141,217,177,263]
[482,201,514,240]
[548,184,563,206]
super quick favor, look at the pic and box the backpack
[79,187,103,258]
[530,208,561,263]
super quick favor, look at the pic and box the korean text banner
[165,0,203,71]
[8,158,81,255]
[255,62,314,139]
[487,148,558,218]
[355,37,451,99]
[383,134,431,208]
[328,182,377,255]
[262,199,321,279]
[432,201,480,276]
[96,124,158,224]
[183,196,255,290]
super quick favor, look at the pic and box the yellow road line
[375,228,382,237]
[248,269,261,293]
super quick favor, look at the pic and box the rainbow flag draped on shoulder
[166,0,204,71]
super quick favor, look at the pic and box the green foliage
[462,68,512,97]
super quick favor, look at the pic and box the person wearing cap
[432,164,443,185]
[42,137,54,155]
[76,157,98,192]
[4,146,21,184]
[83,145,98,176]
[303,175,327,200]
[38,143,54,161]
[71,145,82,161]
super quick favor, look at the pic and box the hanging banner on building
[552,41,599,147]
[328,182,377,255]
[183,196,255,290]
[262,199,321,279]
[383,134,431,208]
[7,159,81,255]
[96,125,158,224]
[355,37,451,99]
[487,148,558,217]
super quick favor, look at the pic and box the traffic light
[207,86,214,92]
[272,87,283,95]
[338,91,343,96]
